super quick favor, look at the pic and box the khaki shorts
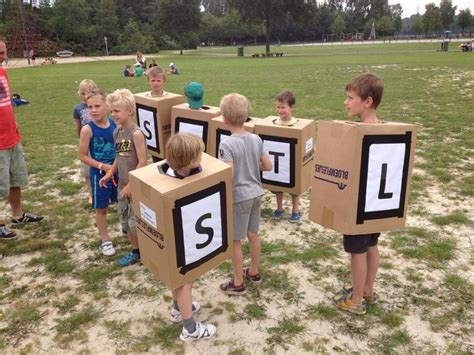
[118,193,137,236]
[233,196,262,240]
[0,143,28,198]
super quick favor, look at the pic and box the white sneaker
[170,301,201,323]
[100,240,115,256]
[180,322,216,342]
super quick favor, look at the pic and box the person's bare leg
[8,187,23,218]
[275,192,283,211]
[232,240,244,285]
[128,231,139,249]
[96,208,110,241]
[291,194,300,214]
[172,283,193,320]
[247,231,260,275]
[350,253,367,304]
[364,245,379,297]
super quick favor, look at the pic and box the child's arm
[78,126,113,172]
[260,153,273,171]
[99,159,118,187]
[119,130,147,198]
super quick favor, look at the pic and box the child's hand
[99,173,112,188]
[120,184,131,199]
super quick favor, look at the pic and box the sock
[132,249,140,256]
[183,316,196,333]
[173,300,179,311]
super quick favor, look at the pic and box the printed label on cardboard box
[136,104,159,153]
[173,182,229,274]
[356,132,412,224]
[140,201,157,228]
[260,135,296,188]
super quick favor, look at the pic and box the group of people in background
[2,39,385,342]
[123,51,179,78]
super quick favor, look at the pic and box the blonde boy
[74,79,97,203]
[333,73,384,315]
[78,89,117,256]
[218,94,272,295]
[100,89,147,267]
[271,90,301,223]
[146,66,167,97]
[165,133,216,342]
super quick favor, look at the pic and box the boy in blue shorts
[100,89,147,266]
[73,79,97,204]
[332,73,384,315]
[78,89,118,256]
[218,93,273,295]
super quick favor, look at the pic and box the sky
[388,0,474,17]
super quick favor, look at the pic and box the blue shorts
[90,172,118,209]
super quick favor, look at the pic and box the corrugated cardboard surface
[254,116,316,194]
[309,120,418,234]
[129,153,233,289]
[208,115,259,158]
[171,103,221,153]
[134,92,186,159]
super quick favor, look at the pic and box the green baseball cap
[184,82,204,109]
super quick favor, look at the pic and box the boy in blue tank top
[78,89,118,256]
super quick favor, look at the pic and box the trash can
[441,41,449,52]
[237,46,244,57]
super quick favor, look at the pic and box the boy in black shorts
[333,73,384,315]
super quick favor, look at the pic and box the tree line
[0,0,472,56]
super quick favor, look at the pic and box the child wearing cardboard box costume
[99,89,147,267]
[218,94,273,295]
[78,89,118,256]
[165,133,216,342]
[271,91,302,223]
[332,73,385,315]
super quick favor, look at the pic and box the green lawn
[1,43,472,353]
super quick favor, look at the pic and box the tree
[423,3,442,35]
[411,13,424,35]
[331,14,346,34]
[439,0,456,30]
[457,8,472,35]
[228,0,305,56]
[117,20,157,54]
[389,3,403,33]
[158,0,201,54]
[376,15,394,36]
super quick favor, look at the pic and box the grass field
[0,43,473,353]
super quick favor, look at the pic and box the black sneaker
[11,212,44,225]
[0,225,17,240]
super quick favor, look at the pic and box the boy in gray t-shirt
[218,93,272,296]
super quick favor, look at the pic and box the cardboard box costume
[309,120,418,234]
[208,115,258,158]
[134,92,186,160]
[171,103,221,154]
[129,153,233,289]
[254,116,316,194]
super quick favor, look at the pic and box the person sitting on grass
[164,133,216,342]
[99,89,147,267]
[218,93,273,296]
[124,64,134,77]
[78,89,118,257]
[332,72,384,315]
